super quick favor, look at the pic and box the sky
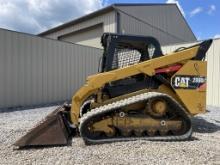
[0,0,219,40]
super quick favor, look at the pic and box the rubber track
[79,92,192,144]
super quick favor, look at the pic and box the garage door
[59,24,103,48]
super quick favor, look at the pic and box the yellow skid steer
[15,33,212,147]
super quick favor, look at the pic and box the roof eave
[38,3,182,36]
[38,5,115,36]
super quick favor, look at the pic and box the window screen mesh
[112,49,141,69]
[148,44,156,59]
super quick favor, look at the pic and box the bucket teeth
[14,106,73,148]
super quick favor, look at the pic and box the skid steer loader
[15,33,212,147]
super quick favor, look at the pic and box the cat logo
[172,75,206,89]
[174,77,190,88]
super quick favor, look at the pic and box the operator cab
[100,33,164,98]
[100,33,163,72]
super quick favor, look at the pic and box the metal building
[0,28,102,108]
[39,4,196,48]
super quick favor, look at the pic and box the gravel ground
[0,106,220,165]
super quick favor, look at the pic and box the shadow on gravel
[189,136,199,141]
[192,117,220,133]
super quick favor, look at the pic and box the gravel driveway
[0,106,219,165]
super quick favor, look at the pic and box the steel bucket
[14,105,73,148]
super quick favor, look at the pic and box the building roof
[38,3,179,36]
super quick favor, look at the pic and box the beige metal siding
[43,11,116,40]
[162,39,220,107]
[59,24,104,48]
[0,29,102,108]
[116,5,196,45]
[41,5,197,48]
